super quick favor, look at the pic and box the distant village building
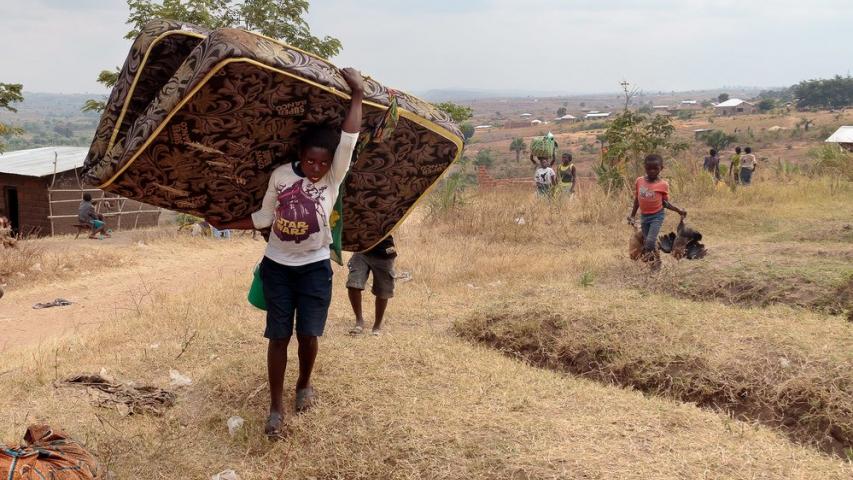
[474,125,493,130]
[520,113,532,117]
[0,147,161,237]
[584,112,612,119]
[826,126,853,152]
[554,114,577,122]
[530,119,543,125]
[679,100,700,110]
[714,99,756,116]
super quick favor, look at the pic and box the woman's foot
[264,411,284,439]
[371,328,382,336]
[348,324,364,335]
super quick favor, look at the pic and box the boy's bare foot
[265,411,284,438]
[348,323,364,335]
[371,328,382,336]
[295,387,315,414]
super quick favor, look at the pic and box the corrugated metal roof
[826,126,853,143]
[714,98,751,108]
[0,146,89,178]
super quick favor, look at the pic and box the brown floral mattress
[82,19,462,251]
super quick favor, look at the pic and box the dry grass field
[1,161,851,478]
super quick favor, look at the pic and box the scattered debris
[210,470,241,480]
[169,369,193,387]
[227,416,245,436]
[514,216,526,225]
[32,298,73,309]
[59,374,176,416]
[395,271,413,283]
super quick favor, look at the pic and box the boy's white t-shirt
[534,167,556,186]
[252,131,359,266]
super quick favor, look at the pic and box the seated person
[78,193,109,239]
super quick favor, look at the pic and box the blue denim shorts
[260,256,333,338]
[640,209,665,251]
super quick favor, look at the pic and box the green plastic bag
[247,263,266,310]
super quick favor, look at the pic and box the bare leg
[347,287,365,332]
[295,334,318,390]
[372,297,388,333]
[266,337,290,435]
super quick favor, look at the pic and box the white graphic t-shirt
[534,167,556,188]
[252,131,359,266]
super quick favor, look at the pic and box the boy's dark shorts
[260,256,332,339]
[346,253,395,299]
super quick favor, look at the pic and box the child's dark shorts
[260,256,333,339]
[346,253,395,299]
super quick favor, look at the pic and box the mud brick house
[0,146,160,237]
[713,99,756,116]
[826,126,853,152]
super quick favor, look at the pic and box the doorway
[3,186,20,234]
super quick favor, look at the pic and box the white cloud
[0,0,850,94]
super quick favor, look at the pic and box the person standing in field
[557,152,577,195]
[347,235,397,336]
[209,68,364,438]
[533,157,557,196]
[703,149,721,181]
[739,147,757,185]
[729,146,742,185]
[628,154,687,270]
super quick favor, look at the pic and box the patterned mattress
[82,19,463,251]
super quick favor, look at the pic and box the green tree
[637,104,653,114]
[793,75,853,110]
[595,111,687,191]
[87,0,341,112]
[699,130,736,152]
[556,106,567,117]
[509,137,526,162]
[717,93,730,103]
[474,149,494,167]
[434,101,473,123]
[757,98,775,112]
[459,122,475,143]
[0,83,24,153]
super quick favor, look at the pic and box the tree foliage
[756,98,775,112]
[509,137,526,162]
[88,0,340,112]
[793,75,853,110]
[474,149,494,167]
[0,83,24,153]
[459,123,475,143]
[433,101,473,124]
[556,106,567,117]
[717,93,730,103]
[595,111,687,191]
[698,130,737,152]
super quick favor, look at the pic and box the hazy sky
[1,0,851,95]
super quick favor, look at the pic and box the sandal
[295,387,315,414]
[348,325,364,335]
[264,411,284,439]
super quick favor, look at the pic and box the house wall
[0,168,161,237]
[0,173,50,236]
[715,104,756,116]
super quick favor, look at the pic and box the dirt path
[0,239,263,352]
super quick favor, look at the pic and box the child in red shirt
[628,154,687,268]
